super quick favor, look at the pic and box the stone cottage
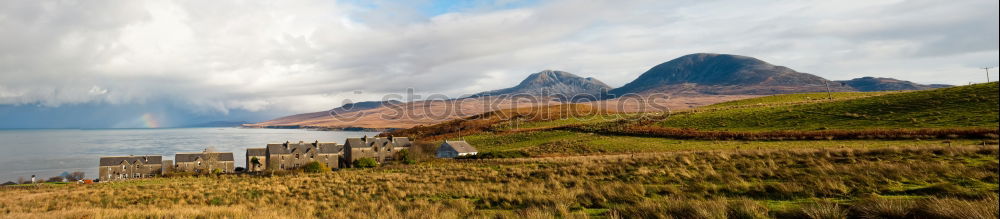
[343,136,411,167]
[173,151,235,174]
[98,155,164,182]
[245,148,267,172]
[436,140,478,158]
[245,141,342,172]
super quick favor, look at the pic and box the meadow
[657,83,999,131]
[2,145,997,218]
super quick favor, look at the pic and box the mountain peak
[608,53,839,95]
[469,70,611,100]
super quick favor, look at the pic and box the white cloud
[0,0,997,115]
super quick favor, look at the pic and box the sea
[0,128,379,182]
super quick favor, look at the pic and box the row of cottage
[98,136,478,182]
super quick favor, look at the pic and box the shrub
[799,201,848,219]
[353,158,379,168]
[302,161,329,173]
[47,176,64,183]
[399,149,416,164]
[65,172,85,181]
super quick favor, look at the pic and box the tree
[202,147,220,174]
[353,158,379,168]
[47,176,64,183]
[302,161,329,173]
[250,157,262,171]
[64,172,85,181]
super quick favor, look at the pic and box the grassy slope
[2,146,997,218]
[659,82,999,131]
[463,130,990,155]
[698,91,890,110]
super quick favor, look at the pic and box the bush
[353,158,379,168]
[47,176,64,183]
[303,161,329,173]
[399,149,416,164]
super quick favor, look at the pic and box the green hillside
[658,82,999,131]
[698,92,889,110]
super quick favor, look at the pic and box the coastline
[240,124,395,132]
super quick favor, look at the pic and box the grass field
[460,130,996,156]
[2,146,997,218]
[658,83,999,131]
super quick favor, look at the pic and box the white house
[436,140,478,158]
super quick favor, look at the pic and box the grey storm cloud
[0,0,997,115]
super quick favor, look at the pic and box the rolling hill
[657,82,999,131]
[836,76,952,91]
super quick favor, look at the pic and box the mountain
[608,53,852,96]
[246,100,402,128]
[836,77,951,91]
[468,70,611,100]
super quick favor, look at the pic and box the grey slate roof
[345,137,412,148]
[442,141,478,153]
[265,141,342,155]
[99,155,163,166]
[246,148,267,156]
[175,152,235,163]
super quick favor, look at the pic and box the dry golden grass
[2,146,997,218]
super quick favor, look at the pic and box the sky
[1,0,998,128]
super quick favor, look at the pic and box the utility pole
[984,67,992,83]
[824,81,833,100]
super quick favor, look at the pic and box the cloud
[0,0,997,118]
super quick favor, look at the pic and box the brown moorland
[1,146,996,218]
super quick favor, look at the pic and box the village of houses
[96,136,479,182]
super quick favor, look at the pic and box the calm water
[0,128,379,182]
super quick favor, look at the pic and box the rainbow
[141,113,161,128]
